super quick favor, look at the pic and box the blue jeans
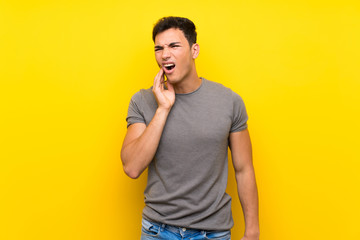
[140,218,231,240]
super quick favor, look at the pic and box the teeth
[164,63,175,67]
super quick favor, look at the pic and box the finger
[153,72,158,90]
[160,70,165,82]
[153,68,163,90]
[160,70,165,91]
[153,69,161,88]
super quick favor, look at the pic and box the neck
[173,70,201,94]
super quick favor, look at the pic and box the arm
[229,129,259,240]
[121,69,175,179]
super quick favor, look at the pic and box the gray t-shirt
[126,78,248,230]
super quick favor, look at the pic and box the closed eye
[169,43,181,48]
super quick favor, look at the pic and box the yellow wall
[1,0,359,239]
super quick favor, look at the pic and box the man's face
[154,28,197,84]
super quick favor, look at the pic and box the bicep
[229,129,253,172]
[122,123,146,150]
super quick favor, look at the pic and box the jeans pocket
[141,218,160,237]
[205,230,231,240]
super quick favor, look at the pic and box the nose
[161,47,170,60]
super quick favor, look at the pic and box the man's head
[152,17,200,86]
[152,16,197,47]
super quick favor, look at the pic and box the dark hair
[152,16,197,46]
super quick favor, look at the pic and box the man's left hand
[241,233,259,240]
[241,237,259,240]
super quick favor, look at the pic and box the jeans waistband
[142,218,206,236]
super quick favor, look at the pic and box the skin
[121,27,259,240]
[230,130,260,240]
[154,28,201,94]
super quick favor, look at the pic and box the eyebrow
[154,42,181,50]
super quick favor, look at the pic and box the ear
[191,43,200,59]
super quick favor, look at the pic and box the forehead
[154,28,187,46]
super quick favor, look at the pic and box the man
[121,16,259,240]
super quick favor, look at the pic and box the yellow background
[1,0,359,239]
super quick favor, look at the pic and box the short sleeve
[126,91,146,128]
[230,91,248,132]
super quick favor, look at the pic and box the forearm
[121,108,170,178]
[236,166,259,238]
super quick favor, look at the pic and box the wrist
[244,229,260,239]
[156,107,171,116]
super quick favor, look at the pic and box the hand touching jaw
[152,68,175,111]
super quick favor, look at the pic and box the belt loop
[161,223,165,231]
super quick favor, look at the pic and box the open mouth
[164,63,175,71]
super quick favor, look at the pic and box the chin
[165,76,177,84]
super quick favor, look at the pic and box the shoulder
[130,86,154,102]
[203,78,229,90]
[202,78,232,95]
[202,78,240,99]
[129,86,157,110]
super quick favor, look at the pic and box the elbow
[121,149,143,179]
[121,155,141,179]
[123,165,141,179]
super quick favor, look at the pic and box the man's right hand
[152,68,175,111]
[121,69,175,179]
